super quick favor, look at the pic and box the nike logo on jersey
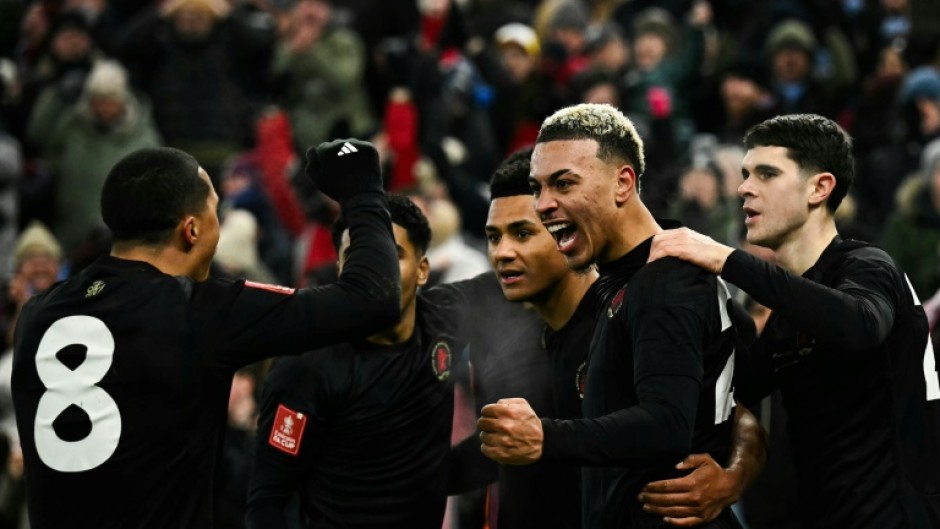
[337,142,359,156]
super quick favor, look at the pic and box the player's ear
[614,164,637,205]
[416,255,430,287]
[808,172,835,208]
[181,216,198,247]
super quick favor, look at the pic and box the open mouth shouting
[546,221,579,253]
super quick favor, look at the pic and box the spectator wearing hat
[29,60,161,256]
[762,18,849,118]
[483,22,560,155]
[622,3,711,153]
[900,66,940,146]
[214,209,278,285]
[534,0,591,87]
[856,65,940,232]
[1,221,62,349]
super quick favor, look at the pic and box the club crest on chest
[431,341,451,381]
[608,287,627,319]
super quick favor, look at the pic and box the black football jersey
[442,272,583,529]
[247,291,462,529]
[726,237,940,528]
[541,235,738,529]
[11,196,398,529]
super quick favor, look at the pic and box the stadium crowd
[0,0,939,528]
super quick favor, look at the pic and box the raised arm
[208,139,401,368]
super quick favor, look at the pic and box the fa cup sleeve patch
[245,280,296,295]
[268,404,308,456]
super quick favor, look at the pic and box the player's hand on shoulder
[648,228,733,275]
[478,398,543,466]
[304,138,383,204]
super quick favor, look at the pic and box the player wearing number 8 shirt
[479,104,740,528]
[650,114,940,528]
[10,140,401,529]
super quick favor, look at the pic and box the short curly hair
[332,194,432,256]
[537,103,646,184]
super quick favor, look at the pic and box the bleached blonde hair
[537,103,646,181]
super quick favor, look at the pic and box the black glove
[304,138,383,204]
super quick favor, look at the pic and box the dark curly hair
[333,194,432,256]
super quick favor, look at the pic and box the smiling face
[738,146,816,249]
[529,139,629,269]
[485,195,571,302]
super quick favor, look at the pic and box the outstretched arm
[650,228,897,353]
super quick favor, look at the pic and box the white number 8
[34,316,121,472]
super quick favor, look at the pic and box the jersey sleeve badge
[268,404,308,456]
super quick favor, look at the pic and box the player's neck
[773,216,839,276]
[600,198,660,264]
[367,299,414,346]
[111,243,196,278]
[532,269,598,331]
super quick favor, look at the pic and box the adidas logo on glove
[337,142,359,156]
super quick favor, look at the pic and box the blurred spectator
[214,209,278,284]
[0,344,25,529]
[341,0,420,115]
[482,22,559,155]
[571,68,620,106]
[0,83,20,279]
[763,19,838,117]
[219,153,294,284]
[535,0,591,87]
[119,0,272,180]
[20,9,102,145]
[423,198,489,287]
[623,4,710,152]
[415,47,499,204]
[10,2,49,89]
[218,369,259,529]
[881,137,940,299]
[29,60,161,257]
[2,221,62,349]
[668,164,725,237]
[900,65,940,145]
[852,43,908,156]
[272,0,374,152]
[857,65,940,233]
[583,22,631,77]
[381,87,421,192]
[714,59,776,143]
